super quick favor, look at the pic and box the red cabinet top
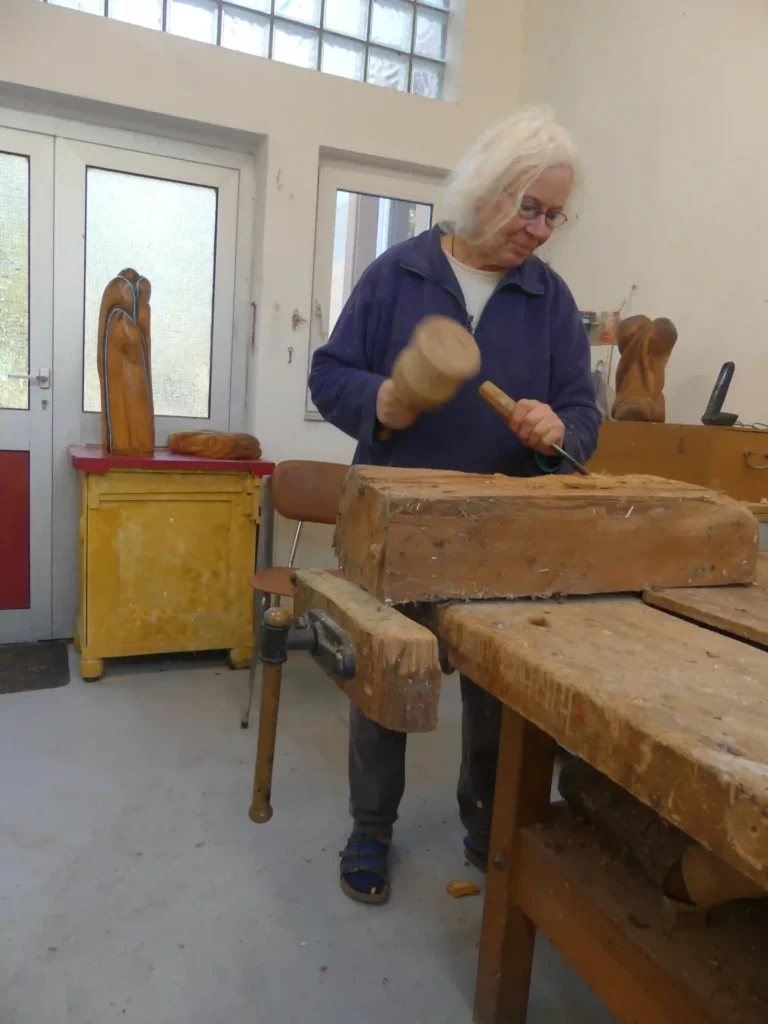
[68,445,275,476]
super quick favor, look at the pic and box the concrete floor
[0,648,617,1024]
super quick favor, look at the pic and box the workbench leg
[473,709,555,1024]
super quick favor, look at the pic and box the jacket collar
[401,225,547,297]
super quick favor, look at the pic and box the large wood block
[335,468,758,603]
[292,569,441,733]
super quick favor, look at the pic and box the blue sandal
[463,836,488,874]
[340,831,391,904]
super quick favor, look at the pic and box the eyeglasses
[518,197,568,229]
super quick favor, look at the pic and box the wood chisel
[479,380,592,476]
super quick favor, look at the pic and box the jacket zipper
[401,262,472,333]
[401,261,512,338]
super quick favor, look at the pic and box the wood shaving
[446,879,481,898]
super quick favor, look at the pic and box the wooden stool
[240,460,349,727]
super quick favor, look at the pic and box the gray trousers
[349,675,502,850]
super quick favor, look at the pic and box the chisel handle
[479,380,517,420]
[479,379,591,475]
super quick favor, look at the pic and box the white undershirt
[446,252,504,333]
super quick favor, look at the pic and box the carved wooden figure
[612,314,677,423]
[168,431,262,461]
[97,268,155,456]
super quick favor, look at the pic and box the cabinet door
[82,472,256,657]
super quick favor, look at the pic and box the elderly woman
[309,106,600,904]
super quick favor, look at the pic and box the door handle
[8,368,51,390]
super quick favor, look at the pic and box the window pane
[230,0,270,10]
[328,190,432,331]
[83,169,217,419]
[321,35,366,81]
[222,6,270,55]
[274,0,321,26]
[323,0,368,39]
[415,6,447,59]
[168,0,218,43]
[0,153,29,412]
[48,0,105,13]
[109,0,162,29]
[273,22,319,68]
[370,0,413,50]
[367,47,408,91]
[411,58,444,98]
[418,0,449,8]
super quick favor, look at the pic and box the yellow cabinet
[70,446,274,680]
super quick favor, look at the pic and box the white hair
[441,105,580,243]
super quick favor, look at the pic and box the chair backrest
[271,460,350,525]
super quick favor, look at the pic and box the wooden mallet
[378,315,481,440]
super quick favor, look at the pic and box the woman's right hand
[376,379,419,431]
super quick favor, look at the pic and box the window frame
[40,0,450,99]
[305,158,444,420]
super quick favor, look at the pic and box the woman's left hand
[508,399,565,455]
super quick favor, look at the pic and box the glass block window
[40,0,450,99]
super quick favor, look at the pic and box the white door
[0,128,54,643]
[306,160,444,419]
[51,138,246,637]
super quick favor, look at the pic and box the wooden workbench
[430,556,768,1023]
[281,557,768,1021]
[291,557,768,1022]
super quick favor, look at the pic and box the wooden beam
[292,569,441,733]
[644,553,768,648]
[473,709,555,1024]
[334,468,758,604]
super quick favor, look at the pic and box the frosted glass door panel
[83,169,217,418]
[0,152,30,411]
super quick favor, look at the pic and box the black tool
[702,362,738,426]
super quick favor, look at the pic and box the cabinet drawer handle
[743,448,768,470]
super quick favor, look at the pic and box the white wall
[522,0,768,426]
[1,0,525,565]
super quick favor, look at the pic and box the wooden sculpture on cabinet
[97,268,155,456]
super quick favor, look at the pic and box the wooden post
[474,709,556,1024]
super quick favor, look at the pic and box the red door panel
[0,450,31,610]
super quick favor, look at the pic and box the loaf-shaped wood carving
[97,268,154,456]
[612,314,677,423]
[167,431,262,461]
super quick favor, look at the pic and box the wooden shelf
[519,805,768,1024]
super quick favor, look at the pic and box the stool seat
[250,566,344,600]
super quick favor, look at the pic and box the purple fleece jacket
[309,226,600,476]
